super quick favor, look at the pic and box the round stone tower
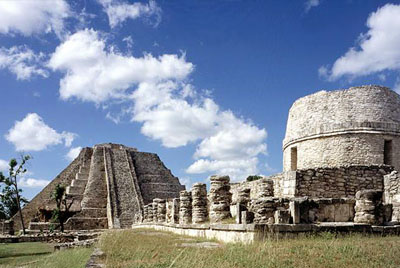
[283,85,400,171]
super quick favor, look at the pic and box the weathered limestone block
[171,198,180,224]
[354,190,383,225]
[0,220,14,235]
[236,187,252,224]
[192,183,208,224]
[238,187,251,205]
[252,198,276,224]
[156,199,167,223]
[209,175,232,223]
[179,191,192,224]
[142,205,148,222]
[166,200,173,223]
[258,179,274,198]
[151,200,158,223]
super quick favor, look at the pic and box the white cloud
[305,0,320,13]
[50,29,267,182]
[186,158,260,182]
[66,146,82,161]
[0,159,8,172]
[132,82,267,181]
[0,0,70,37]
[320,4,400,81]
[98,0,161,28]
[5,113,77,151]
[48,29,193,103]
[18,177,50,188]
[0,46,48,80]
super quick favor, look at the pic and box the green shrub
[246,175,263,182]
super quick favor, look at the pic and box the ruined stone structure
[9,85,400,240]
[14,143,185,231]
[283,85,400,172]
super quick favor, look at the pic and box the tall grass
[99,229,400,268]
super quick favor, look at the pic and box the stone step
[66,185,85,195]
[76,172,89,181]
[78,208,107,218]
[71,179,87,187]
[65,217,108,230]
[66,193,84,200]
[29,222,51,231]
[79,165,90,174]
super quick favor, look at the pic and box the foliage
[246,175,263,182]
[0,155,31,234]
[51,183,73,232]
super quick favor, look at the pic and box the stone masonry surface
[283,86,400,171]
[17,143,184,232]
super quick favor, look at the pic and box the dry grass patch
[99,229,400,268]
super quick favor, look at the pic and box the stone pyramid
[15,143,185,231]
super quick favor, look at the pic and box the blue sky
[1,0,400,200]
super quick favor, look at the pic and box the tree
[0,155,31,234]
[51,184,73,232]
[246,175,263,182]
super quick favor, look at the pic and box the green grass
[0,242,92,268]
[99,229,400,268]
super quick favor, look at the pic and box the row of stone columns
[142,175,232,224]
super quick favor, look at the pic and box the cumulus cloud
[0,159,8,172]
[66,146,82,161]
[0,0,70,37]
[48,29,193,103]
[5,113,77,151]
[320,4,400,81]
[305,0,320,13]
[0,46,48,80]
[98,0,161,28]
[50,29,267,181]
[18,177,50,188]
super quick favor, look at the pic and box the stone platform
[133,223,400,244]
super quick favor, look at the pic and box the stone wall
[294,166,392,198]
[230,173,283,204]
[284,134,400,172]
[130,152,185,205]
[283,86,400,171]
[384,171,400,222]
[231,166,392,200]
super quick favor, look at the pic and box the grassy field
[99,229,400,268]
[0,242,92,268]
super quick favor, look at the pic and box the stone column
[179,191,192,224]
[151,199,158,223]
[143,204,149,223]
[252,198,276,224]
[147,204,154,223]
[172,198,180,224]
[166,200,173,223]
[209,175,232,223]
[258,179,274,198]
[192,183,208,224]
[156,199,167,223]
[354,190,383,225]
